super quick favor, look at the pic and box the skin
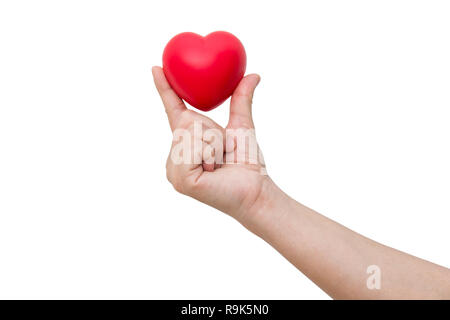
[152,66,450,299]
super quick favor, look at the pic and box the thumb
[227,74,260,129]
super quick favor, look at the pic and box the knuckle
[166,171,185,194]
[232,92,252,105]
[171,179,185,194]
[165,166,173,184]
[166,158,183,193]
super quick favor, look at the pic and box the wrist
[238,177,294,239]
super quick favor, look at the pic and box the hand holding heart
[152,66,273,224]
[154,34,450,300]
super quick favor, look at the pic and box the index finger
[152,66,186,131]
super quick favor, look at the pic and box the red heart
[162,31,246,112]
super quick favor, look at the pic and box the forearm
[239,180,450,299]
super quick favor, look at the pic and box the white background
[1,0,449,299]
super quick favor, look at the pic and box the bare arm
[243,180,450,299]
[152,66,450,299]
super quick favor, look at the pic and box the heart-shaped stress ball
[162,31,246,111]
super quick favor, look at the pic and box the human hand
[152,66,274,224]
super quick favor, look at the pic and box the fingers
[197,117,233,153]
[202,128,223,172]
[152,66,186,131]
[168,122,225,179]
[227,74,260,129]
